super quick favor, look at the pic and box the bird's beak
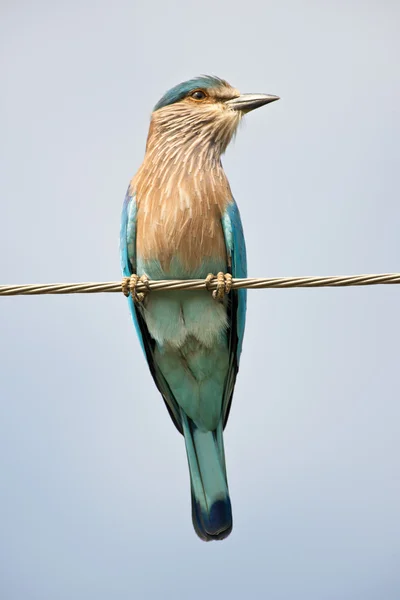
[225,93,280,113]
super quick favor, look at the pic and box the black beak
[225,93,280,113]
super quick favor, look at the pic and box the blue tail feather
[181,412,232,541]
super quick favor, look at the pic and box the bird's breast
[135,173,230,277]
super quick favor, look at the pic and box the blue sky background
[1,1,400,598]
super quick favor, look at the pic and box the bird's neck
[132,116,235,273]
[132,121,230,202]
[149,116,226,169]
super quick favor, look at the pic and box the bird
[120,76,279,541]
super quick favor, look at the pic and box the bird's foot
[205,272,233,302]
[122,274,150,303]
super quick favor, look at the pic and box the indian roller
[120,76,278,541]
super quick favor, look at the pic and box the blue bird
[120,76,278,540]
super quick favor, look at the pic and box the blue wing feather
[221,200,247,424]
[120,188,183,431]
[222,200,247,353]
[120,189,146,352]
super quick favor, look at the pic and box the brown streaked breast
[134,167,231,273]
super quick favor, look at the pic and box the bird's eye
[191,90,207,101]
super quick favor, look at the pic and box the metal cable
[1,272,400,296]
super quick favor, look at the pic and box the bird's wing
[221,199,247,427]
[120,188,183,432]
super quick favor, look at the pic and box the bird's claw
[205,272,233,302]
[122,274,150,303]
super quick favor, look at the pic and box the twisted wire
[0,272,399,296]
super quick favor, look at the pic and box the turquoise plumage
[120,76,278,540]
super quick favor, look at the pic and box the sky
[1,1,400,598]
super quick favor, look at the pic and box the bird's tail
[181,412,232,541]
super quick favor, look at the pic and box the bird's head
[147,75,279,161]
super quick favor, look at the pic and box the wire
[1,272,399,296]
